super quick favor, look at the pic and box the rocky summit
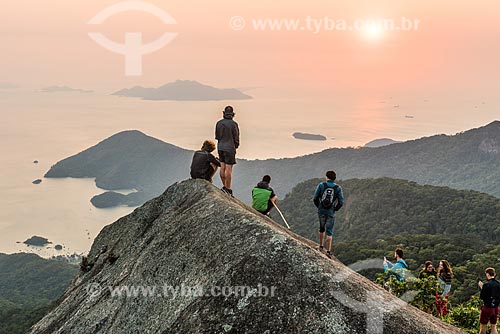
[30,179,464,334]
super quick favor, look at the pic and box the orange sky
[1,0,500,99]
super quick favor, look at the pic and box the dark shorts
[257,200,274,215]
[480,305,499,325]
[218,150,236,165]
[319,214,335,237]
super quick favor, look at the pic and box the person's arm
[208,153,221,167]
[313,184,322,207]
[233,122,240,149]
[383,257,393,271]
[215,122,221,141]
[270,188,277,204]
[334,186,344,211]
[479,282,486,301]
[271,195,278,205]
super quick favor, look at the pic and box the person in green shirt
[252,175,278,215]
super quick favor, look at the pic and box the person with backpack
[313,170,344,259]
[251,175,278,215]
[215,106,240,196]
[190,140,221,182]
[478,267,500,334]
[383,248,409,282]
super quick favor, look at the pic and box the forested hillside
[0,253,77,334]
[276,177,500,304]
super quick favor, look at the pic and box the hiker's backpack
[321,183,338,209]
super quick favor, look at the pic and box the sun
[363,22,384,40]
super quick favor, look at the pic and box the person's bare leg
[491,324,498,334]
[479,323,487,334]
[220,163,226,186]
[225,164,233,189]
[326,236,333,252]
[209,164,218,181]
[319,232,325,248]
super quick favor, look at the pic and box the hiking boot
[326,251,332,259]
[221,187,234,197]
[317,245,325,253]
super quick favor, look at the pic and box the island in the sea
[112,80,252,101]
[364,138,402,148]
[23,236,51,247]
[292,132,327,141]
[40,86,93,93]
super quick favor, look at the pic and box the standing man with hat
[215,106,240,196]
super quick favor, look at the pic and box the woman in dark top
[419,261,437,279]
[437,260,453,298]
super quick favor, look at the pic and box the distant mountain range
[45,121,500,208]
[112,80,252,101]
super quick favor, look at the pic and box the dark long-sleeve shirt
[190,150,220,181]
[215,117,240,153]
[480,278,500,308]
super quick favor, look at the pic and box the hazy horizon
[2,1,500,98]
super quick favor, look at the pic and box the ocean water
[0,89,497,255]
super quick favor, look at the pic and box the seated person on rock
[252,175,278,215]
[190,140,221,183]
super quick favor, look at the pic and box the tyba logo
[88,1,178,76]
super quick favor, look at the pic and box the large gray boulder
[30,179,464,334]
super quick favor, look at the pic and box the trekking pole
[272,202,291,229]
